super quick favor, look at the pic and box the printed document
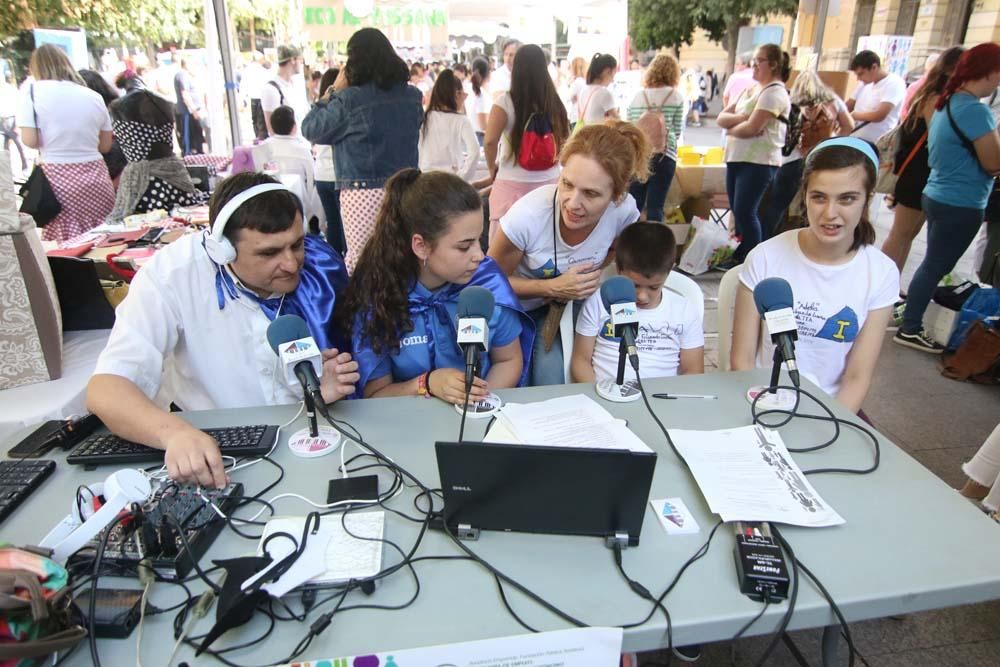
[668,425,844,527]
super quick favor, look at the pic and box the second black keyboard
[0,459,56,524]
[66,425,280,466]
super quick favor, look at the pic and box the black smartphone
[133,226,164,247]
[7,420,64,458]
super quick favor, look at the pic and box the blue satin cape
[212,233,347,351]
[352,257,535,393]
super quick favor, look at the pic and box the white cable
[198,483,402,525]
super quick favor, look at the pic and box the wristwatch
[417,371,433,398]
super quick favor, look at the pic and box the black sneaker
[894,329,944,353]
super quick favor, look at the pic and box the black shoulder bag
[17,84,62,226]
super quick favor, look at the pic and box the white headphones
[204,183,296,265]
[40,469,152,564]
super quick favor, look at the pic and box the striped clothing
[627,87,685,160]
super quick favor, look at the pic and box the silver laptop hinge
[457,523,480,541]
[605,531,630,549]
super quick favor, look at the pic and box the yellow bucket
[704,147,724,165]
[679,152,702,166]
[677,145,695,156]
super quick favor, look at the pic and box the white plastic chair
[716,267,742,372]
[665,271,705,322]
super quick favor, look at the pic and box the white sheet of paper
[256,511,385,595]
[276,626,623,667]
[668,425,845,527]
[497,394,653,453]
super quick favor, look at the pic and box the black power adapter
[326,475,379,508]
[733,522,789,602]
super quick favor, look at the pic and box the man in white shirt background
[87,173,358,489]
[241,51,271,140]
[260,45,310,137]
[847,50,906,144]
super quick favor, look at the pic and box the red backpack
[518,113,558,171]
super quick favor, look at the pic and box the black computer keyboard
[66,425,280,466]
[0,459,56,523]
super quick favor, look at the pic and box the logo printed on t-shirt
[400,334,428,347]
[599,319,684,348]
[529,258,559,279]
[815,307,859,343]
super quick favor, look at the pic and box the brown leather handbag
[941,320,1000,384]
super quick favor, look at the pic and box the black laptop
[435,441,657,546]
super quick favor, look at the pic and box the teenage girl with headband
[731,137,900,413]
[341,169,534,404]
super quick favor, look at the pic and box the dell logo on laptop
[452,485,472,492]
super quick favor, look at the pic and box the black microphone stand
[767,346,783,395]
[303,390,319,437]
[458,354,479,443]
[616,337,628,386]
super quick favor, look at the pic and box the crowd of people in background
[4,31,999,491]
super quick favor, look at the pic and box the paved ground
[642,110,1000,666]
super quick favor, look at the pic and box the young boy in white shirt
[571,222,704,382]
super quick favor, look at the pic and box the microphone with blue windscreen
[600,276,641,380]
[752,278,800,387]
[456,286,494,395]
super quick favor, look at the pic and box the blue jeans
[527,301,582,386]
[629,154,677,222]
[727,162,778,261]
[759,159,803,241]
[901,195,985,333]
[316,181,347,257]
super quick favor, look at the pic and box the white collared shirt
[93,232,302,410]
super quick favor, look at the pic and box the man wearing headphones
[86,173,358,489]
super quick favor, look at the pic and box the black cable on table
[752,527,800,667]
[729,597,771,666]
[750,384,881,477]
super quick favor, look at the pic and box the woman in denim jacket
[302,28,423,273]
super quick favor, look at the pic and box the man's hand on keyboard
[162,425,228,489]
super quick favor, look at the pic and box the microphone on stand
[456,286,494,397]
[595,277,642,403]
[752,278,800,389]
[266,314,324,437]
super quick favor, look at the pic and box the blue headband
[807,137,880,173]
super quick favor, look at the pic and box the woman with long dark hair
[341,169,532,402]
[302,28,423,273]
[881,46,964,280]
[896,43,1000,352]
[419,69,479,180]
[484,44,570,239]
[313,67,346,256]
[16,46,115,242]
[467,57,491,145]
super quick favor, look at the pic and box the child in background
[571,222,704,382]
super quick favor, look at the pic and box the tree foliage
[2,0,205,45]
[630,0,798,61]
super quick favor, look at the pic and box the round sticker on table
[287,425,342,458]
[454,392,503,418]
[746,386,798,412]
[595,379,642,403]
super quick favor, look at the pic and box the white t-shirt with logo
[576,287,704,382]
[500,184,639,311]
[850,73,906,143]
[739,230,900,397]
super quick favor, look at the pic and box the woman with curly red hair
[895,42,1000,352]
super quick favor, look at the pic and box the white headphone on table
[204,183,297,265]
[40,469,153,564]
